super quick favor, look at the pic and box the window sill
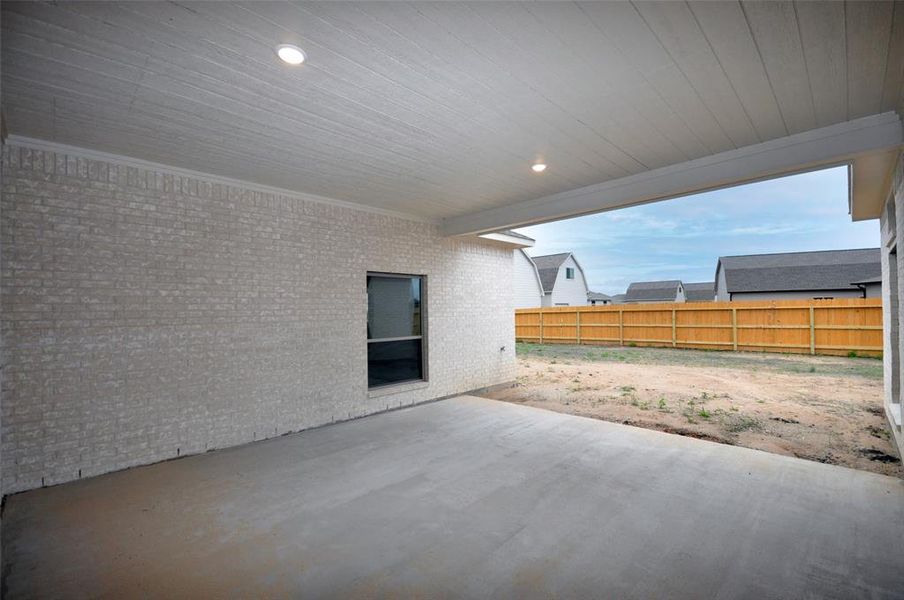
[368,380,429,399]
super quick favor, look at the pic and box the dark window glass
[367,276,421,339]
[368,339,423,388]
[367,274,424,388]
[566,267,574,279]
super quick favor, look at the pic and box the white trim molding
[443,112,904,236]
[477,231,534,248]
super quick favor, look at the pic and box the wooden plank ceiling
[2,1,903,221]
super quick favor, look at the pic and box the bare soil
[483,343,901,477]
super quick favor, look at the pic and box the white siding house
[531,253,591,306]
[513,249,544,308]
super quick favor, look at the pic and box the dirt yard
[484,343,901,477]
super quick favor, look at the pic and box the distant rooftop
[718,248,880,293]
[625,280,683,303]
[684,281,715,302]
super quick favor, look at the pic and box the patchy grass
[515,342,882,380]
[492,343,898,476]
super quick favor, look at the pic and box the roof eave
[850,148,902,221]
[478,231,535,248]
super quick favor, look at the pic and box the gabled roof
[684,281,715,302]
[717,248,881,294]
[610,294,627,304]
[531,253,572,293]
[587,291,611,301]
[625,280,683,303]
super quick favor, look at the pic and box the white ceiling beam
[441,112,904,236]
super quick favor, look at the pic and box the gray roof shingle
[587,291,611,301]
[531,253,571,292]
[718,248,880,293]
[625,280,682,302]
[684,281,715,302]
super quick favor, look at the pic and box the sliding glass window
[367,273,425,388]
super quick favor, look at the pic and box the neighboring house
[531,253,590,306]
[513,248,544,308]
[609,294,627,305]
[624,280,686,304]
[714,249,881,301]
[684,281,715,302]
[852,276,883,299]
[587,292,611,306]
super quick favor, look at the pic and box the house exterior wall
[862,282,882,298]
[549,256,589,306]
[513,249,542,308]
[715,265,729,302]
[730,289,866,301]
[0,142,518,494]
[879,153,903,460]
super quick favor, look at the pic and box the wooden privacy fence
[515,298,883,357]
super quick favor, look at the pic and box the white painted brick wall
[880,153,904,459]
[0,143,517,494]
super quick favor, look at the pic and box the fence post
[731,307,738,351]
[809,306,815,355]
[539,310,544,344]
[576,310,581,344]
[671,308,677,347]
[619,309,624,346]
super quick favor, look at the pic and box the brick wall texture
[0,142,517,494]
[880,153,904,459]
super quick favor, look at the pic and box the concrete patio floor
[3,395,903,599]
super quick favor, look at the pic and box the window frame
[566,267,575,280]
[366,272,428,390]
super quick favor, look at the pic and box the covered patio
[4,396,903,598]
[2,2,904,597]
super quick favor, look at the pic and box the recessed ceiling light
[532,163,547,173]
[276,44,306,65]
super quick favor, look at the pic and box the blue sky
[515,166,880,296]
